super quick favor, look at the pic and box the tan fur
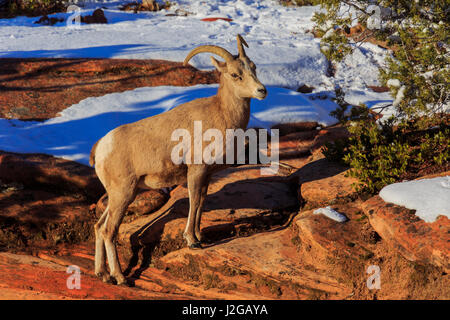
[91,35,266,285]
[89,140,99,166]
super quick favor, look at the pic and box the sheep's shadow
[123,158,347,282]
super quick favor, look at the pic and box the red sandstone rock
[363,194,450,272]
[0,251,190,299]
[201,17,233,22]
[118,164,299,249]
[156,227,352,299]
[275,125,349,162]
[278,130,317,159]
[294,202,377,265]
[309,125,349,155]
[0,151,103,249]
[0,151,103,200]
[0,186,95,249]
[297,84,315,93]
[0,58,218,120]
[272,121,319,136]
[367,85,390,93]
[292,158,358,206]
[34,15,64,26]
[81,9,108,24]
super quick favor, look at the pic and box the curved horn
[184,45,234,66]
[237,34,248,58]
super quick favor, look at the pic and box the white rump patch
[95,130,115,165]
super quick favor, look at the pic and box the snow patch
[379,176,450,223]
[392,85,406,107]
[387,79,401,87]
[313,206,348,223]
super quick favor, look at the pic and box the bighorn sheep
[90,35,267,285]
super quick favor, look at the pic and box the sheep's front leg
[194,181,209,242]
[184,167,208,249]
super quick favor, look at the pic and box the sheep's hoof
[116,278,133,287]
[189,242,203,250]
[99,273,112,284]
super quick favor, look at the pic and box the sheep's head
[184,35,267,100]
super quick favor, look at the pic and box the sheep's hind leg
[102,182,137,285]
[94,205,111,283]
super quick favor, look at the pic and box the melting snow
[313,206,348,222]
[379,176,450,223]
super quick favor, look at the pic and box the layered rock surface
[362,172,450,273]
[117,164,300,253]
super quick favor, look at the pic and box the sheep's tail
[89,140,100,167]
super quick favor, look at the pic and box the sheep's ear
[210,56,227,73]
